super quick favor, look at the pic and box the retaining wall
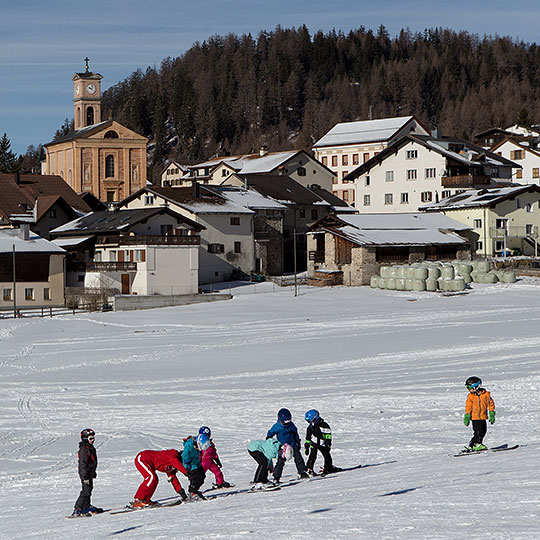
[111,293,232,311]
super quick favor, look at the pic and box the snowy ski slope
[1,280,540,539]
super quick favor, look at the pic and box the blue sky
[1,0,539,156]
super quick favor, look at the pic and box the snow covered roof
[51,236,94,247]
[313,116,417,148]
[310,212,469,247]
[211,187,287,210]
[0,229,66,253]
[421,185,540,211]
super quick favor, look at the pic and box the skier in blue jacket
[266,408,308,483]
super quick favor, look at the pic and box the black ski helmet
[465,376,482,390]
[80,428,95,440]
[278,408,292,424]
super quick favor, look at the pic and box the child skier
[304,409,341,475]
[182,433,210,500]
[72,428,102,517]
[266,408,308,483]
[463,376,496,451]
[131,448,188,508]
[199,426,233,489]
[247,438,292,490]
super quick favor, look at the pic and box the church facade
[44,61,148,203]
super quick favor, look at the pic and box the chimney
[431,128,442,138]
[19,223,30,241]
[14,171,21,185]
[192,180,200,198]
[259,145,268,157]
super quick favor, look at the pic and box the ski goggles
[466,383,481,391]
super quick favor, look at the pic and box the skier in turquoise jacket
[247,438,282,488]
[182,434,209,499]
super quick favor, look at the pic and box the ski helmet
[465,376,482,390]
[281,443,293,461]
[80,428,95,440]
[305,409,320,423]
[277,408,292,425]
[199,426,211,437]
[196,433,211,451]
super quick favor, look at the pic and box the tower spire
[84,57,90,72]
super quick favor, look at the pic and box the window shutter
[141,250,146,262]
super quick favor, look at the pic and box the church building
[44,60,148,203]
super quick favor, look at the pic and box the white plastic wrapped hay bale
[378,277,387,289]
[405,278,414,291]
[451,277,466,291]
[475,272,498,283]
[380,266,391,278]
[427,266,441,279]
[395,278,406,290]
[476,260,491,273]
[460,263,473,274]
[440,265,455,279]
[370,275,379,288]
[413,267,428,280]
[386,277,396,290]
[487,271,499,283]
[405,267,415,279]
[461,273,473,284]
[425,278,438,292]
[502,270,516,283]
[413,279,426,291]
[493,269,506,280]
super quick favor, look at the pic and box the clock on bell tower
[72,57,103,130]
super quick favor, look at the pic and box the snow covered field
[2,280,540,539]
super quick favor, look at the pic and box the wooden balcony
[68,261,137,272]
[97,235,200,246]
[490,226,538,239]
[309,250,325,262]
[441,174,491,188]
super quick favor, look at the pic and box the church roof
[44,120,147,146]
[72,71,102,80]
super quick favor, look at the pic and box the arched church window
[105,155,115,178]
[86,106,94,126]
[104,130,119,139]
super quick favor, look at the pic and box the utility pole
[293,208,298,297]
[12,244,16,318]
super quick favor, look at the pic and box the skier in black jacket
[72,428,102,517]
[304,410,341,475]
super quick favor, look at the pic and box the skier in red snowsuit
[132,449,188,507]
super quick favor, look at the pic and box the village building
[182,149,335,192]
[0,226,66,309]
[421,185,540,257]
[312,116,430,204]
[0,173,92,239]
[489,138,540,186]
[44,60,148,203]
[307,213,472,286]
[344,134,519,214]
[160,160,190,187]
[50,206,203,295]
[117,185,255,284]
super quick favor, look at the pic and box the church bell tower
[72,57,103,130]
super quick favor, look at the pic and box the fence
[0,304,95,319]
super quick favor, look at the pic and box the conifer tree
[0,133,19,173]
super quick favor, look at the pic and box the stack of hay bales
[370,260,516,292]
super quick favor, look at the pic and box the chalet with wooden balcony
[50,206,203,295]
[344,133,520,214]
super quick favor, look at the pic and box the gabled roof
[119,186,253,215]
[421,185,540,211]
[343,134,519,182]
[312,116,428,148]
[207,186,287,210]
[237,174,330,206]
[307,185,356,212]
[50,207,203,236]
[0,229,66,254]
[160,160,189,177]
[309,213,469,247]
[44,120,147,146]
[489,137,540,159]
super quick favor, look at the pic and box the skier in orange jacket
[463,376,495,451]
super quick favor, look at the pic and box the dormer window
[144,195,154,205]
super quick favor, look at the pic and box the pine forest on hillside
[100,26,540,173]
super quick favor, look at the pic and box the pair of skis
[452,443,519,457]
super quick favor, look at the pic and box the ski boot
[130,499,158,509]
[87,506,104,514]
[472,443,487,451]
[177,489,188,502]
[71,509,92,518]
[188,491,206,501]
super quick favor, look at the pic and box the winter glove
[463,413,471,427]
[304,443,310,456]
[82,479,91,485]
[215,458,222,468]
[489,410,496,424]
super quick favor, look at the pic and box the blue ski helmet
[305,409,320,423]
[277,408,292,424]
[199,426,211,437]
[196,433,211,451]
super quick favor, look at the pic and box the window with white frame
[420,191,433,202]
[25,288,34,300]
[406,150,418,159]
[134,249,146,262]
[442,190,451,199]
[364,176,370,187]
[109,251,117,262]
[43,288,51,300]
[425,168,436,179]
[3,288,11,301]
[384,193,393,205]
[230,216,240,226]
[342,155,348,166]
[526,203,533,213]
[363,194,371,206]
[400,192,409,204]
[385,171,394,182]
[94,251,102,262]
[208,243,224,254]
[406,169,417,180]
[473,219,482,228]
[526,224,535,235]
[477,240,483,250]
